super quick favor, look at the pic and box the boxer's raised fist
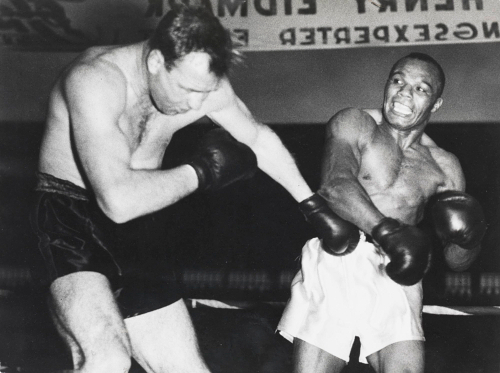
[430,190,487,250]
[299,194,359,256]
[372,218,432,286]
[188,129,258,191]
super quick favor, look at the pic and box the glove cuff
[298,193,326,217]
[371,217,401,242]
[187,159,211,191]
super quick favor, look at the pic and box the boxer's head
[149,4,237,78]
[382,53,445,131]
[146,5,239,115]
[390,53,445,97]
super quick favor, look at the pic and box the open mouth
[393,102,412,115]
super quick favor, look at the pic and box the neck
[128,42,150,100]
[382,121,427,150]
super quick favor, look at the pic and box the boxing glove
[188,129,258,191]
[430,190,487,250]
[299,194,359,256]
[372,218,432,286]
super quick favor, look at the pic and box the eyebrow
[179,84,211,93]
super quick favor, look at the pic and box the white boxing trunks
[277,234,424,364]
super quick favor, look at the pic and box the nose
[398,84,412,97]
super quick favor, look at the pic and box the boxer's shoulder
[362,108,383,125]
[327,108,378,143]
[63,45,135,91]
[422,134,460,169]
[59,52,130,116]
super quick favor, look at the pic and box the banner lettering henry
[0,0,498,51]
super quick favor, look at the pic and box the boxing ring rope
[183,270,500,316]
[1,266,499,316]
[187,299,500,316]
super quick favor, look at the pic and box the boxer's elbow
[319,181,349,205]
[96,187,135,224]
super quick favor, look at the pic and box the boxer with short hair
[31,4,346,372]
[278,53,486,372]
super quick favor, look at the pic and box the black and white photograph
[0,1,499,372]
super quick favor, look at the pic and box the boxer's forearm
[319,181,385,234]
[444,243,481,272]
[95,165,198,223]
[251,126,313,202]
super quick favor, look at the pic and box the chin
[387,118,415,130]
[161,106,182,115]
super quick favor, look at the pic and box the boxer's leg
[50,305,84,368]
[366,340,424,373]
[293,338,347,373]
[49,272,132,373]
[125,299,210,373]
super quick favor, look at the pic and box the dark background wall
[1,43,500,123]
[1,32,499,294]
[1,121,498,294]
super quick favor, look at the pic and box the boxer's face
[383,58,443,131]
[148,51,220,115]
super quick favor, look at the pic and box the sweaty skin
[38,38,315,373]
[320,107,463,228]
[319,59,479,272]
[40,42,313,224]
[291,57,480,373]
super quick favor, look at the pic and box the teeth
[393,102,412,114]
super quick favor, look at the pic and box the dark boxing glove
[372,218,432,286]
[188,129,258,191]
[299,194,360,256]
[430,190,487,250]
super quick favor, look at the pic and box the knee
[80,349,132,373]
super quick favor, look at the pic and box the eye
[416,86,428,94]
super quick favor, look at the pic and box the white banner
[0,0,499,51]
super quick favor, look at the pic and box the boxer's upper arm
[206,79,262,146]
[320,108,370,187]
[62,62,131,205]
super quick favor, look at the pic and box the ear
[431,97,443,113]
[147,49,165,75]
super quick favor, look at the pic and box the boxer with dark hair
[31,4,347,372]
[278,53,486,373]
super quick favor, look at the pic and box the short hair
[149,4,237,77]
[390,52,446,97]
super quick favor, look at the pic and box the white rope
[188,299,500,316]
[189,299,286,309]
[423,305,500,316]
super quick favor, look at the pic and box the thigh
[49,271,131,369]
[367,340,425,373]
[125,299,210,373]
[293,338,347,373]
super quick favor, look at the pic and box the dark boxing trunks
[31,172,182,318]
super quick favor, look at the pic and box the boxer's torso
[360,109,456,225]
[39,42,226,189]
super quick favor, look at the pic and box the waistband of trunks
[35,172,90,201]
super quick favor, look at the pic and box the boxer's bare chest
[119,101,191,169]
[359,140,446,222]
